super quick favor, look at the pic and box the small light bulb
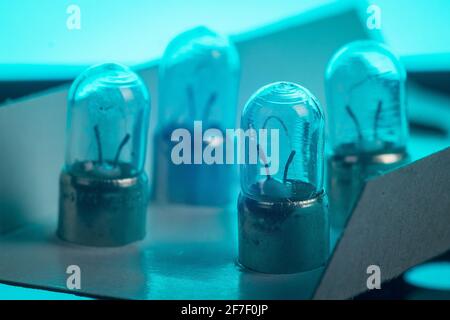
[153,26,240,206]
[58,63,151,246]
[238,82,329,274]
[325,40,409,230]
[325,40,408,162]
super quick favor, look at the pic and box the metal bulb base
[58,170,148,247]
[238,192,329,274]
[327,151,409,231]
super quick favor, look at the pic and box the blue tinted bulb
[325,41,408,157]
[154,26,240,205]
[159,26,239,129]
[65,63,150,178]
[240,82,325,202]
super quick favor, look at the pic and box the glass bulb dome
[152,26,240,205]
[158,26,239,131]
[65,63,150,179]
[325,40,408,157]
[240,81,325,202]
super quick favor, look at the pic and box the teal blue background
[0,0,449,80]
[0,283,91,300]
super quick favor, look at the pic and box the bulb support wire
[113,134,131,167]
[345,105,363,144]
[373,100,383,141]
[260,116,296,184]
[186,85,218,128]
[93,125,131,167]
[94,125,103,163]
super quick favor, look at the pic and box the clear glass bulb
[65,63,150,179]
[325,40,408,157]
[154,26,240,205]
[240,81,325,202]
[158,26,239,130]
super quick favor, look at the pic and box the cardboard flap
[315,147,450,299]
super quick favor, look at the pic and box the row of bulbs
[58,26,408,274]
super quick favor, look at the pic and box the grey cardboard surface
[0,205,323,299]
[0,147,448,300]
[314,147,450,300]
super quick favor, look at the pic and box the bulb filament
[114,134,131,167]
[94,125,103,163]
[373,100,383,141]
[93,125,131,168]
[186,85,218,126]
[345,105,363,144]
[346,100,383,147]
[258,116,296,184]
[283,151,296,183]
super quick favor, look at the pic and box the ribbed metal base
[238,192,329,274]
[152,129,235,206]
[327,157,364,231]
[57,170,148,247]
[327,151,409,231]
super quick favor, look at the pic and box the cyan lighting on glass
[153,26,240,206]
[325,40,409,231]
[58,63,151,246]
[238,81,329,274]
